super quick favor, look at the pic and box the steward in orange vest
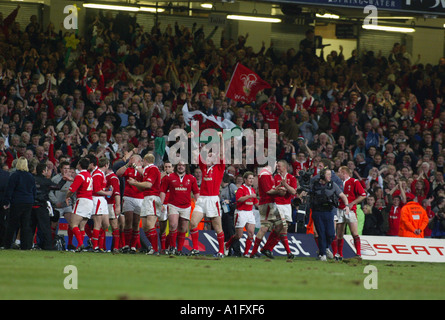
[398,199,429,238]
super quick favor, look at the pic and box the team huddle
[64,132,364,259]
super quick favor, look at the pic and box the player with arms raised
[189,132,226,257]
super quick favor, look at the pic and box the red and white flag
[225,63,271,103]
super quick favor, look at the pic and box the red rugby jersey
[106,172,121,205]
[69,170,93,200]
[92,167,107,197]
[160,174,170,205]
[198,156,225,197]
[161,172,199,208]
[142,164,161,197]
[236,184,258,211]
[338,177,366,211]
[258,168,276,205]
[122,167,144,199]
[273,173,297,205]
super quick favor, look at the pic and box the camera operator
[429,197,445,238]
[220,173,240,256]
[308,168,349,261]
[314,160,343,258]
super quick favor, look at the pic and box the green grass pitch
[0,250,444,300]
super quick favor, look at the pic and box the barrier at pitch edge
[189,231,357,258]
[343,235,445,263]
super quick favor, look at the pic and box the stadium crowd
[1,5,445,255]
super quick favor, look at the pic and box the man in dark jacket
[32,163,72,250]
[0,159,10,248]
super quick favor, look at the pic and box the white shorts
[276,204,293,223]
[92,196,108,216]
[258,203,279,222]
[122,196,143,215]
[168,204,192,221]
[73,198,94,219]
[235,210,256,228]
[194,196,222,219]
[337,208,358,224]
[140,195,163,218]
[108,204,120,219]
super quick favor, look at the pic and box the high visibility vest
[398,201,429,238]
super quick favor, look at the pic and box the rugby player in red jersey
[249,163,282,258]
[116,154,144,253]
[128,153,162,255]
[65,158,93,252]
[189,132,226,257]
[159,161,173,253]
[336,166,366,259]
[160,161,200,255]
[270,160,298,258]
[224,171,257,257]
[106,166,122,253]
[89,156,113,252]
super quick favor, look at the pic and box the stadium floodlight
[82,3,139,11]
[139,7,165,12]
[362,24,415,33]
[226,15,282,23]
[200,3,213,9]
[315,13,340,19]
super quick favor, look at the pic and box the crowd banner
[343,235,445,263]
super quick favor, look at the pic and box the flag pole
[224,62,239,100]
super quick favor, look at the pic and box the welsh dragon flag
[181,103,242,142]
[225,63,271,103]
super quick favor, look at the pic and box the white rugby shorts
[122,196,143,215]
[234,210,256,228]
[337,208,357,224]
[92,196,109,216]
[194,196,222,218]
[168,204,192,221]
[276,204,292,223]
[140,195,163,218]
[73,198,94,219]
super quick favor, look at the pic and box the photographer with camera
[220,173,240,256]
[308,168,349,261]
[429,197,445,238]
